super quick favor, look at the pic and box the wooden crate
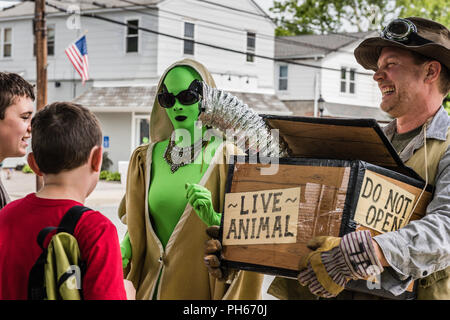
[219,116,432,300]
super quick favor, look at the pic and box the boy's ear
[90,145,103,173]
[27,152,43,176]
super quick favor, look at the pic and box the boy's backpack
[28,205,91,300]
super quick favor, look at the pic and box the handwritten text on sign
[222,187,300,245]
[354,171,416,233]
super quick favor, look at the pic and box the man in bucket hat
[205,16,449,300]
[292,17,450,300]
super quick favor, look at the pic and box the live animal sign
[354,171,416,234]
[222,187,300,245]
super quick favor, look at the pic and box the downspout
[313,71,319,117]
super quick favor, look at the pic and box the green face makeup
[162,66,202,134]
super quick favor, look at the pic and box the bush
[106,171,121,182]
[99,170,121,182]
[22,164,34,174]
[99,170,109,180]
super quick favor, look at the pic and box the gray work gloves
[298,230,384,298]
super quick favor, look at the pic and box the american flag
[65,35,89,84]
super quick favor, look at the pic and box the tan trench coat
[118,59,263,300]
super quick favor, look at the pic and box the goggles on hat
[158,79,202,109]
[381,18,433,46]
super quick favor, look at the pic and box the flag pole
[34,0,47,192]
[73,30,88,42]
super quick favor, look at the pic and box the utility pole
[34,0,47,191]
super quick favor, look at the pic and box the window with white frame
[47,25,55,56]
[184,22,195,55]
[340,67,356,94]
[2,27,12,58]
[246,32,255,62]
[33,25,55,56]
[126,19,139,53]
[278,65,288,90]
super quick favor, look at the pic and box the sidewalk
[2,170,127,239]
[3,170,125,205]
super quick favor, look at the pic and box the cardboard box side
[339,160,364,237]
[220,159,432,298]
[220,158,355,275]
[344,164,432,300]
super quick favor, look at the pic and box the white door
[134,115,150,149]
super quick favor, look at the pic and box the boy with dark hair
[0,102,130,300]
[0,72,35,209]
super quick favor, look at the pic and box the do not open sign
[354,171,416,234]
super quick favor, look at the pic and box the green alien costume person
[118,59,263,300]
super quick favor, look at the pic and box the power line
[188,0,272,20]
[108,0,374,74]
[18,0,363,57]
[21,0,374,76]
[53,0,362,56]
[109,0,361,56]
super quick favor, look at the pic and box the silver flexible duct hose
[199,82,290,157]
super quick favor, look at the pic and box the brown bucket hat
[354,17,450,71]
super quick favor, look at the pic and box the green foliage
[444,94,450,115]
[99,170,109,180]
[397,0,449,26]
[269,0,449,35]
[22,164,34,174]
[106,171,121,182]
[100,170,121,181]
[270,0,396,35]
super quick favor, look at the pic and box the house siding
[157,0,275,93]
[275,59,322,101]
[0,0,277,169]
[320,41,381,108]
[275,34,383,117]
[96,112,133,172]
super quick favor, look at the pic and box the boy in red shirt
[0,102,132,300]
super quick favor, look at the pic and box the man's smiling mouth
[381,86,396,97]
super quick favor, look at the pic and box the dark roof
[275,31,375,59]
[73,86,292,115]
[229,91,291,114]
[74,86,155,108]
[322,102,392,122]
[0,0,162,18]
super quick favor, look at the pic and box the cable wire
[16,0,375,76]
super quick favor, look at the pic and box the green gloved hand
[185,183,222,227]
[120,232,132,269]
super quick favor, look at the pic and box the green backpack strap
[28,205,91,300]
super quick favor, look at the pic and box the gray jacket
[374,106,450,295]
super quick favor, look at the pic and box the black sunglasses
[158,79,203,109]
[381,18,433,46]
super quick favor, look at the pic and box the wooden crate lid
[263,115,422,180]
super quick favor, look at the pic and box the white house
[0,0,291,171]
[274,32,391,122]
